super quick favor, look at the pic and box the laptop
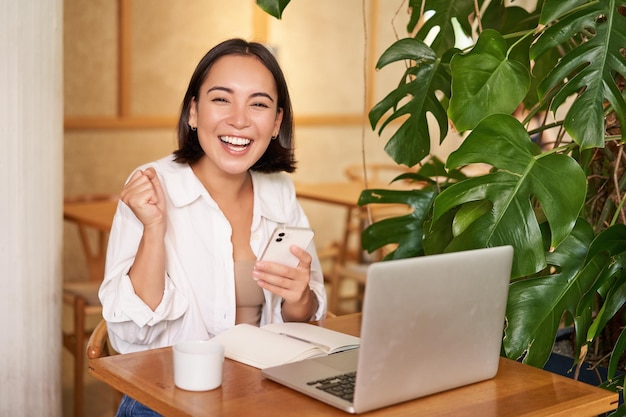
[262,245,514,413]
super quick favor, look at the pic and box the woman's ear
[188,97,198,128]
[273,108,284,137]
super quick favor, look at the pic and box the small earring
[271,135,277,140]
[190,125,197,132]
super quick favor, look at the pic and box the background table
[295,181,413,313]
[63,198,117,232]
[89,313,618,417]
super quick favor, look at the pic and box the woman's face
[188,54,283,176]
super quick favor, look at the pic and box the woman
[99,38,327,416]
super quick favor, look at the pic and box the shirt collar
[251,170,290,224]
[160,158,289,224]
[160,160,206,208]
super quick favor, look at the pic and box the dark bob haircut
[173,38,296,173]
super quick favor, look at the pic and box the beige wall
[63,0,419,281]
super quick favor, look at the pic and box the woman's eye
[211,97,228,103]
[252,102,270,108]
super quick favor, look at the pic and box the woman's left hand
[253,245,317,321]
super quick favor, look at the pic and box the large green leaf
[482,4,539,100]
[358,159,466,259]
[407,0,476,55]
[571,249,613,361]
[609,327,626,381]
[448,30,531,132]
[255,0,291,19]
[434,114,587,277]
[358,186,438,259]
[409,156,468,183]
[578,258,626,356]
[482,1,539,36]
[531,0,626,148]
[540,0,596,25]
[586,223,626,260]
[523,44,562,111]
[504,219,626,371]
[570,225,626,368]
[583,225,626,340]
[369,38,452,167]
[503,219,595,367]
[433,171,546,277]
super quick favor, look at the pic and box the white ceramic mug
[173,340,225,391]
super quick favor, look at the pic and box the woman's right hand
[120,167,168,309]
[120,167,166,231]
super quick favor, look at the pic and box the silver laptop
[262,246,514,413]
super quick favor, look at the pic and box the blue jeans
[115,395,163,417]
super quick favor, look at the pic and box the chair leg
[73,296,85,417]
[328,269,339,315]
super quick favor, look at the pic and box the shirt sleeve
[99,196,189,346]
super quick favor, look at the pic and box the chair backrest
[87,319,112,359]
[64,193,118,282]
[342,164,414,261]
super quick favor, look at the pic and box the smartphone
[259,226,315,268]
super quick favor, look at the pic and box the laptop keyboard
[307,372,356,402]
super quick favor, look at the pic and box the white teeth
[220,136,251,146]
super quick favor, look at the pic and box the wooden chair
[86,319,113,359]
[63,193,117,417]
[87,320,122,412]
[325,164,414,314]
[326,205,408,313]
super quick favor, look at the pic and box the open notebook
[211,322,359,369]
[262,246,514,414]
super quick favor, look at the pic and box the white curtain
[0,0,63,415]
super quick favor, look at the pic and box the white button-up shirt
[99,154,327,354]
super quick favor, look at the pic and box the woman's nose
[227,104,250,129]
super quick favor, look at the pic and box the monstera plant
[258,0,626,406]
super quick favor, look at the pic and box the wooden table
[88,313,619,417]
[295,179,416,207]
[295,181,373,207]
[63,198,118,232]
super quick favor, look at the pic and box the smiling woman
[174,41,295,174]
[62,1,405,291]
[186,55,285,179]
[98,38,327,417]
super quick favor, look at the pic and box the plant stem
[611,193,626,226]
[593,146,626,230]
[536,141,577,157]
[527,121,563,137]
[610,146,626,225]
[473,0,483,33]
[506,30,535,59]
